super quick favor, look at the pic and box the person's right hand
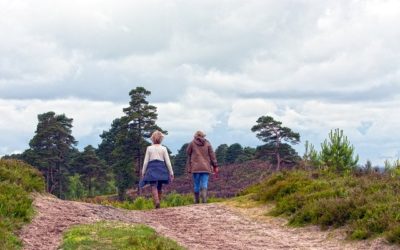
[213,166,219,179]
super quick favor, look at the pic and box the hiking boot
[200,188,207,203]
[194,192,200,204]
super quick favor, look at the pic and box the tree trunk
[88,176,92,197]
[46,167,50,193]
[275,131,281,171]
[118,187,125,201]
[136,147,142,194]
[58,161,62,199]
[276,152,281,171]
[137,124,143,193]
[50,166,54,192]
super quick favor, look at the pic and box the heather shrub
[387,226,400,244]
[0,183,32,220]
[245,169,400,244]
[0,159,44,192]
[0,159,45,249]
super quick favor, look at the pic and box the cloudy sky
[1,0,400,165]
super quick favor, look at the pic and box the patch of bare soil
[20,194,397,250]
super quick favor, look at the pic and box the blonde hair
[151,130,164,144]
[194,130,206,138]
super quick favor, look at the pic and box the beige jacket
[186,136,218,174]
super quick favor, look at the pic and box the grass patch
[60,221,186,250]
[86,192,224,210]
[0,159,45,249]
[243,170,400,244]
[223,194,264,209]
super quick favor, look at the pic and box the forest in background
[1,86,301,200]
[3,86,398,201]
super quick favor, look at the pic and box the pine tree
[225,143,243,164]
[174,143,189,176]
[303,140,320,169]
[122,87,166,181]
[98,87,165,199]
[215,144,228,166]
[70,145,110,197]
[319,129,359,172]
[27,111,77,198]
[97,118,122,167]
[235,146,256,163]
[251,116,300,170]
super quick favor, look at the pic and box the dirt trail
[20,194,396,250]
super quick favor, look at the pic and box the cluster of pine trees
[3,87,303,200]
[4,87,166,200]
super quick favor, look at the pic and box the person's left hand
[170,175,174,182]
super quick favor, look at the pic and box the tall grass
[243,170,400,244]
[0,159,45,249]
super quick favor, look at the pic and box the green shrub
[96,192,223,211]
[0,182,33,220]
[0,225,22,250]
[271,193,306,216]
[131,197,154,210]
[65,174,87,200]
[387,225,400,244]
[351,228,370,240]
[0,159,45,249]
[161,192,194,207]
[245,169,400,244]
[0,159,45,192]
[102,197,154,210]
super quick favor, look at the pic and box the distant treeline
[2,86,302,200]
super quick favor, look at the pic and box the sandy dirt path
[20,194,397,250]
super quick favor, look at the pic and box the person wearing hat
[186,130,218,203]
[141,130,174,209]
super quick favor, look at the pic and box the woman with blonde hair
[186,130,218,203]
[141,130,174,208]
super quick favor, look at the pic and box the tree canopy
[215,144,228,165]
[173,143,189,176]
[225,143,243,164]
[69,145,111,197]
[25,111,77,197]
[251,116,300,170]
[319,129,359,172]
[98,87,165,199]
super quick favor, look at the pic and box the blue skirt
[142,160,170,184]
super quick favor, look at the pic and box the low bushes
[85,192,223,210]
[243,170,400,243]
[0,159,45,249]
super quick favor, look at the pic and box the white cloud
[1,0,400,164]
[0,98,124,155]
[155,87,231,146]
[227,99,277,130]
